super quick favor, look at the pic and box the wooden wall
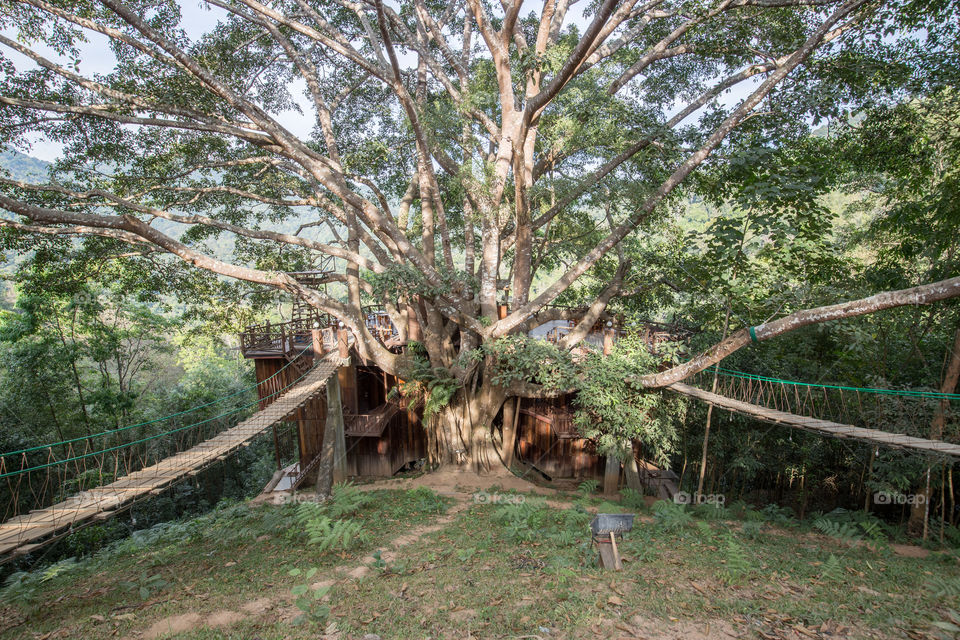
[251,359,425,479]
[345,366,426,477]
[515,396,605,481]
[253,358,327,481]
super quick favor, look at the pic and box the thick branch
[642,275,960,387]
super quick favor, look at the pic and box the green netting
[0,356,321,479]
[1,348,310,457]
[712,366,960,401]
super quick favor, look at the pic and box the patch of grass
[3,487,960,640]
[0,487,451,640]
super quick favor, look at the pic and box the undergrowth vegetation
[0,485,450,624]
[3,486,960,639]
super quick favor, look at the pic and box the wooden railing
[344,402,402,437]
[239,316,337,357]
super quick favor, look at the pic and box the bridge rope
[711,366,960,401]
[0,349,321,522]
[0,354,341,560]
[0,350,316,480]
[0,348,311,458]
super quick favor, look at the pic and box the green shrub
[652,500,692,531]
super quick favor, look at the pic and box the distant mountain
[0,148,51,183]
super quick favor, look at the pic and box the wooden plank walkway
[0,354,341,560]
[669,382,960,458]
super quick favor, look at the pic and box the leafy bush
[485,336,579,391]
[620,487,647,510]
[296,505,369,552]
[405,486,447,515]
[288,567,330,625]
[1,558,79,610]
[494,499,591,546]
[117,572,168,600]
[692,502,728,521]
[652,500,692,531]
[759,504,796,527]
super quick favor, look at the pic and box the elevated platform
[0,353,342,561]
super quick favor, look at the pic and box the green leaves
[573,332,686,464]
[396,345,460,422]
[485,336,578,391]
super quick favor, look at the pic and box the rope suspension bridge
[671,367,960,458]
[2,303,960,563]
[0,349,341,561]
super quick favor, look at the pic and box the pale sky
[7,1,757,163]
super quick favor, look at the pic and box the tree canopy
[1,0,959,468]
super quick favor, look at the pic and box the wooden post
[501,398,520,469]
[334,326,351,483]
[312,328,325,361]
[603,454,620,496]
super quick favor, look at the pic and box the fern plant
[620,487,646,509]
[396,346,461,421]
[740,520,764,540]
[326,482,373,518]
[296,503,369,551]
[577,479,600,496]
[819,554,844,583]
[718,536,751,584]
[813,517,862,541]
[652,500,692,532]
[930,576,960,598]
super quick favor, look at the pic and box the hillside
[0,149,50,183]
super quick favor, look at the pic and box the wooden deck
[0,354,342,561]
[669,382,960,458]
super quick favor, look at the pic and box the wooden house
[239,273,689,493]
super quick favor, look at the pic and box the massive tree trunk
[907,325,960,537]
[423,380,510,475]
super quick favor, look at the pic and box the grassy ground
[2,484,960,640]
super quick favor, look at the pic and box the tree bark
[315,373,345,499]
[908,326,960,536]
[500,397,520,469]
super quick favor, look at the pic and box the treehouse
[238,272,692,493]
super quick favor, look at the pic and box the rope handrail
[0,348,311,458]
[711,366,960,401]
[0,354,324,479]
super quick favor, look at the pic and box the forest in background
[0,85,957,563]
